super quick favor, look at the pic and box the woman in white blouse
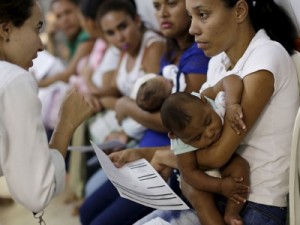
[0,0,96,214]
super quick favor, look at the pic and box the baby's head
[161,92,223,149]
[136,76,172,112]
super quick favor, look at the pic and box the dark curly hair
[160,92,198,133]
[0,0,35,27]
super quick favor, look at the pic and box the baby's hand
[226,104,246,134]
[220,176,249,205]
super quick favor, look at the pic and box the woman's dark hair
[0,0,35,27]
[96,0,137,22]
[50,0,79,7]
[165,34,194,63]
[222,0,298,55]
[79,0,106,20]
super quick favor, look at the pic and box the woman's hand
[109,146,170,168]
[115,96,132,123]
[82,93,103,112]
[58,89,96,131]
[109,148,147,168]
[50,89,97,157]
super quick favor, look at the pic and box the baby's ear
[168,132,176,139]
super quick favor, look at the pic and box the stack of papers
[91,141,189,210]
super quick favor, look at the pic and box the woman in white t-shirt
[85,0,166,144]
[111,0,300,224]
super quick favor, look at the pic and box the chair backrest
[289,51,300,225]
[292,52,300,88]
[289,109,300,225]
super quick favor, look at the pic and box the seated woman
[79,0,210,224]
[38,0,95,88]
[79,0,166,207]
[110,0,300,225]
[34,0,95,135]
[0,0,96,216]
[60,0,122,213]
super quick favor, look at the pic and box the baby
[160,75,249,225]
[122,65,186,139]
[132,64,186,111]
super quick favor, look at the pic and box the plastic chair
[289,51,300,225]
[292,52,300,88]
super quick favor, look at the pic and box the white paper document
[91,141,189,210]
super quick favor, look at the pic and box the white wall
[275,0,300,35]
[135,0,160,32]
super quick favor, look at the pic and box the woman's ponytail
[247,0,297,54]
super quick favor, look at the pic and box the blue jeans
[84,169,108,197]
[79,179,154,225]
[217,196,287,225]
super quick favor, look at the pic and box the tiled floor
[0,189,81,225]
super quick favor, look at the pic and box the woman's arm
[99,96,119,110]
[38,40,95,87]
[115,96,167,132]
[142,41,166,74]
[185,73,207,93]
[91,70,121,98]
[49,89,96,157]
[109,145,170,167]
[196,70,274,168]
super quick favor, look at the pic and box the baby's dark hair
[161,92,199,133]
[221,0,297,54]
[137,78,170,112]
[0,0,35,27]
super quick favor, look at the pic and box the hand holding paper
[91,141,189,210]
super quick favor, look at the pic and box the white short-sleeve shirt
[203,29,300,207]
